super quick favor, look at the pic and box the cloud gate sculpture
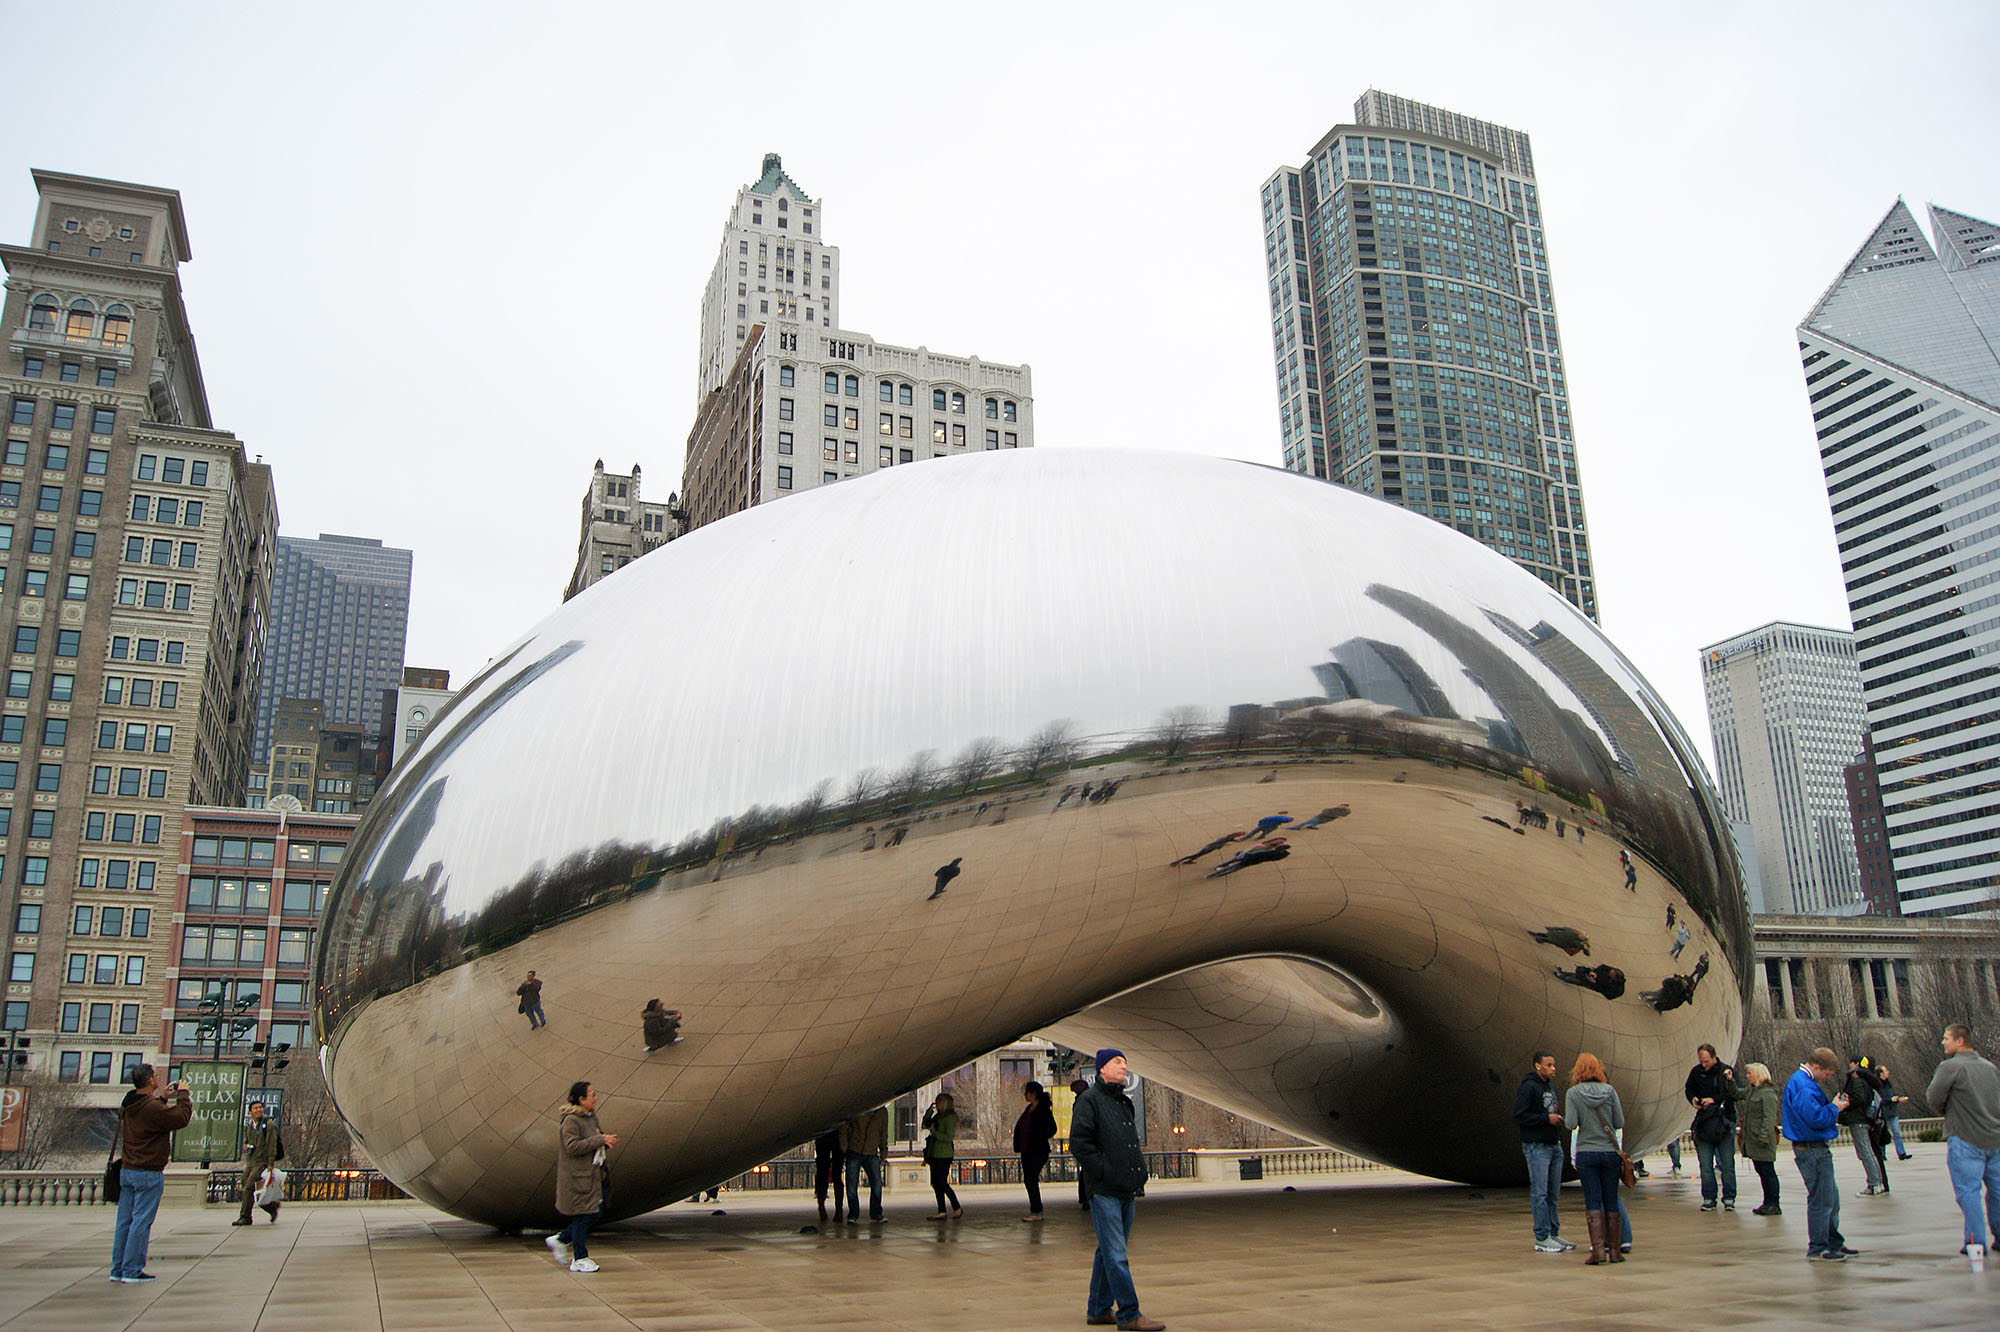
[314,449,1749,1230]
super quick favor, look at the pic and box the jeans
[1793,1143,1846,1255]
[1852,1125,1886,1189]
[843,1151,882,1220]
[558,1210,597,1259]
[111,1167,165,1279]
[1522,1141,1563,1240]
[1086,1192,1141,1322]
[1694,1134,1736,1202]
[524,1000,546,1028]
[1750,1157,1781,1209]
[814,1155,840,1210]
[1022,1149,1048,1214]
[1945,1136,2000,1246]
[1665,1138,1682,1171]
[1573,1150,1620,1214]
[928,1158,960,1213]
[1615,1196,1632,1247]
[1888,1114,1908,1157]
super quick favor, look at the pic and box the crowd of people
[1512,1026,2000,1266]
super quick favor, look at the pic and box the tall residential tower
[1262,91,1596,618]
[1700,622,1868,915]
[1797,200,2000,918]
[252,533,410,765]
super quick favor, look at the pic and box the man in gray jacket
[1070,1050,1163,1331]
[1927,1024,2000,1257]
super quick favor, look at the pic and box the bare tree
[1900,933,2000,1110]
[278,1056,355,1170]
[950,737,1006,793]
[788,778,833,834]
[889,750,938,804]
[7,1069,90,1169]
[1017,720,1079,779]
[1151,706,1209,761]
[843,766,882,808]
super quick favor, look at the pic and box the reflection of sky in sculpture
[364,450,1676,921]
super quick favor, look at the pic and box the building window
[50,404,75,432]
[951,392,965,414]
[776,465,792,490]
[986,429,1000,449]
[89,407,116,435]
[844,375,859,397]
[879,381,894,403]
[776,431,793,455]
[7,952,32,983]
[1003,401,1018,422]
[879,413,893,436]
[899,416,913,439]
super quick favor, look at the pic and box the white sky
[4,1,1995,775]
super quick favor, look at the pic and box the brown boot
[1608,1223,1625,1263]
[1583,1210,1607,1265]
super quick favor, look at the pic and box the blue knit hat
[1095,1048,1125,1071]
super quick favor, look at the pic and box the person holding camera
[1684,1043,1743,1211]
[1783,1047,1855,1261]
[110,1064,192,1283]
[547,1081,619,1273]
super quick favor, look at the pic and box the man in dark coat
[1513,1052,1571,1252]
[1069,1050,1162,1331]
[928,858,962,900]
[1685,1043,1743,1210]
[1841,1056,1890,1195]
[233,1100,284,1225]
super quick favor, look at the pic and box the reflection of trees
[1151,706,1209,760]
[1018,720,1080,778]
[951,737,1006,792]
[889,750,938,805]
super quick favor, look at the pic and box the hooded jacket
[839,1106,889,1157]
[1513,1071,1563,1144]
[1070,1076,1148,1198]
[119,1085,193,1172]
[555,1104,610,1217]
[1737,1083,1781,1162]
[1562,1080,1624,1155]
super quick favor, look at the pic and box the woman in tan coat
[547,1080,619,1272]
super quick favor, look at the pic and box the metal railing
[205,1168,408,1204]
[719,1150,1197,1191]
[0,1171,110,1206]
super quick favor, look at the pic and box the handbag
[1585,1099,1636,1187]
[103,1143,122,1204]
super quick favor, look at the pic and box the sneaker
[1534,1237,1566,1252]
[120,1273,158,1283]
[231,1217,253,1226]
[1856,1186,1879,1197]
[1809,1249,1846,1262]
[1554,1236,1576,1250]
[568,1257,599,1273]
[1700,1200,1717,1211]
[1833,1245,1862,1256]
[1723,1200,1735,1211]
[545,1235,573,1265]
[1671,1167,1682,1177]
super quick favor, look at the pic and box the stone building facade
[563,461,680,601]
[1,171,275,1108]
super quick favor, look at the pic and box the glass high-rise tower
[1261,91,1596,618]
[253,533,411,765]
[1798,200,2000,919]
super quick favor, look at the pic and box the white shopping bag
[253,1167,286,1208]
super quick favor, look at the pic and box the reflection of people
[1564,1053,1624,1265]
[1053,784,1079,809]
[1555,964,1625,1000]
[1204,837,1289,878]
[840,1105,889,1223]
[1926,1024,2000,1258]
[549,1081,619,1273]
[921,1094,962,1219]
[111,1064,191,1282]
[1088,780,1121,804]
[1670,924,1690,960]
[1738,1063,1782,1215]
[1170,831,1244,866]
[642,1000,681,1051]
[1249,811,1293,838]
[1015,1081,1058,1221]
[1293,805,1350,830]
[1529,927,1591,957]
[1640,975,1693,1011]
[1514,1052,1571,1253]
[1071,1051,1162,1330]
[1623,860,1638,891]
[1782,1047,1852,1261]
[928,857,962,900]
[813,1128,844,1225]
[883,824,909,848]
[233,1100,284,1226]
[517,970,546,1029]
[1665,903,1676,931]
[1685,1044,1742,1211]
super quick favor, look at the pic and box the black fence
[718,1150,1196,1191]
[205,1167,409,1204]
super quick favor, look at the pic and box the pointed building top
[1801,199,1933,330]
[1929,203,2000,272]
[750,152,814,203]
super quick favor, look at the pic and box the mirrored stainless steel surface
[314,448,1748,1229]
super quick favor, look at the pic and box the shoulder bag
[1586,1098,1637,1188]
[103,1129,122,1205]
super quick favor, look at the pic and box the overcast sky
[4,1,1994,774]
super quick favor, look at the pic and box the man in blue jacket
[1782,1046,1855,1260]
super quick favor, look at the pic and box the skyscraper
[680,157,1033,532]
[1700,622,1868,916]
[1261,91,1596,618]
[1798,200,2000,918]
[254,533,411,764]
[0,170,276,1103]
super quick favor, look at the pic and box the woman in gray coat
[547,1080,620,1273]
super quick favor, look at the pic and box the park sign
[172,1061,245,1163]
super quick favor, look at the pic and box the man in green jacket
[233,1100,284,1225]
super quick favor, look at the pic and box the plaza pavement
[0,1144,1993,1331]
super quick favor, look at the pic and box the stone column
[1860,960,1880,1020]
[1777,957,1796,1020]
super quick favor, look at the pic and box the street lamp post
[191,975,260,1169]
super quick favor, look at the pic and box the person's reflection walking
[1249,811,1294,839]
[928,858,962,900]
[1293,805,1350,830]
[1170,831,1244,866]
[1529,926,1591,957]
[516,971,546,1030]
[1205,837,1290,879]
[1555,964,1626,1000]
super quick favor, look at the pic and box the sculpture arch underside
[313,450,1747,1230]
